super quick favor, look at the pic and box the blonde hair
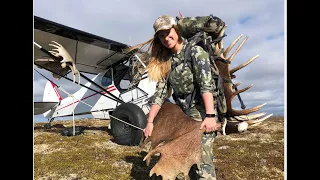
[126,25,182,82]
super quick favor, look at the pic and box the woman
[128,15,220,180]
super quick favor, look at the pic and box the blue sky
[34,0,286,122]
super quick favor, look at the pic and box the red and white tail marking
[51,82,62,100]
[43,81,62,102]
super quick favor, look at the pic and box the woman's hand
[200,117,220,133]
[143,122,154,137]
[143,104,161,137]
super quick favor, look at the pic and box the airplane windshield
[101,69,112,87]
[101,64,129,91]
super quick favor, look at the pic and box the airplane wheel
[110,103,147,146]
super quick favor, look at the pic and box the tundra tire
[110,103,147,146]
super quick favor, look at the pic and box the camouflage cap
[153,15,176,34]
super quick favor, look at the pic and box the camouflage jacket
[151,40,217,118]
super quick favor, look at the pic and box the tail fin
[43,81,62,102]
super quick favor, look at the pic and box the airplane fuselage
[43,68,157,120]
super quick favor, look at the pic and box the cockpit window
[101,69,112,87]
[100,64,129,91]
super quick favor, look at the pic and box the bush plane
[34,15,158,145]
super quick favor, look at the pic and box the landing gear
[44,118,55,129]
[49,118,55,123]
[110,103,147,146]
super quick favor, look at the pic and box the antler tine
[143,148,160,162]
[68,64,80,85]
[223,34,243,58]
[248,113,273,127]
[225,116,240,122]
[230,103,267,116]
[230,55,259,75]
[234,112,266,121]
[233,84,253,96]
[232,116,245,121]
[71,66,80,85]
[77,71,80,85]
[68,65,76,84]
[48,41,62,49]
[51,40,63,47]
[215,43,223,56]
[228,36,248,61]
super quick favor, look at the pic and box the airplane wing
[34,102,59,115]
[34,15,134,76]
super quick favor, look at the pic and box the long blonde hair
[126,25,182,82]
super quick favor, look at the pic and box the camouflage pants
[197,132,217,180]
[189,106,218,180]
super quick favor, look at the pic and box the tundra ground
[34,116,284,180]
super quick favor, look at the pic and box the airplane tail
[43,81,63,102]
[40,81,62,117]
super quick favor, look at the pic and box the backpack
[172,14,228,119]
[176,15,225,40]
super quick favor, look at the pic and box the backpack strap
[159,62,173,100]
[183,53,200,117]
[182,32,204,71]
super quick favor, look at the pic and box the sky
[33,0,286,122]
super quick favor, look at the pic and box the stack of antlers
[140,25,273,179]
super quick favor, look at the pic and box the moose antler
[48,41,80,85]
[212,26,272,128]
[141,102,207,180]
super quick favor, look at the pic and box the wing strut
[34,65,124,104]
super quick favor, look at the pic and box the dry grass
[34,116,284,180]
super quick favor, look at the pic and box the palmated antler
[48,41,80,85]
[141,102,207,180]
[143,126,203,179]
[212,26,272,129]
